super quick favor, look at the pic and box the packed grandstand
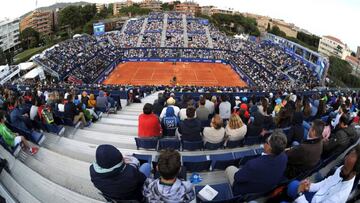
[0,11,359,203]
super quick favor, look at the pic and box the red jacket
[138,113,162,138]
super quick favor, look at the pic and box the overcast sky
[1,0,359,51]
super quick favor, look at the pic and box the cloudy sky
[1,0,359,51]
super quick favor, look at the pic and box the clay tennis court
[103,62,247,87]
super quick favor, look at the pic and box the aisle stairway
[137,18,148,47]
[160,13,168,47]
[182,14,189,48]
[205,26,214,49]
[0,91,259,202]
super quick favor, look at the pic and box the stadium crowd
[86,88,360,202]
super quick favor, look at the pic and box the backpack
[41,107,54,124]
[163,116,178,130]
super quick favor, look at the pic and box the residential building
[20,10,54,36]
[201,6,234,16]
[140,0,162,11]
[318,36,351,60]
[113,0,133,16]
[175,1,200,15]
[346,56,360,77]
[96,17,128,32]
[243,13,297,38]
[96,3,106,13]
[0,18,21,52]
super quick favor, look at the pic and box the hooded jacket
[96,91,109,109]
[179,118,202,141]
[88,94,96,108]
[161,107,179,137]
[323,125,359,156]
[90,145,146,201]
[143,178,195,203]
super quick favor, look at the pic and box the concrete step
[87,123,138,135]
[99,117,138,126]
[73,129,137,149]
[108,114,138,120]
[23,147,104,201]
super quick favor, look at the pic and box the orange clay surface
[103,62,247,87]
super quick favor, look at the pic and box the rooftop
[323,35,344,45]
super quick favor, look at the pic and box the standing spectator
[219,95,231,121]
[138,103,161,138]
[143,149,195,202]
[0,111,38,155]
[90,144,150,201]
[178,107,202,142]
[160,97,180,119]
[203,114,225,144]
[225,130,287,196]
[204,95,215,115]
[225,114,247,143]
[285,120,325,179]
[196,97,210,121]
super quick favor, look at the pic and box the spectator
[0,111,38,155]
[161,106,179,137]
[90,144,150,201]
[96,91,109,112]
[288,144,360,203]
[245,112,264,137]
[64,94,89,126]
[196,97,210,121]
[225,114,247,143]
[219,95,231,121]
[81,91,89,107]
[323,114,359,157]
[179,101,195,121]
[143,149,195,202]
[203,114,225,144]
[288,112,304,146]
[204,95,215,115]
[225,130,287,196]
[178,107,202,142]
[138,103,161,138]
[88,94,96,108]
[285,120,325,179]
[160,97,180,119]
[9,98,32,131]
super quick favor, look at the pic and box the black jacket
[323,126,359,156]
[64,102,79,119]
[179,119,202,141]
[90,163,146,201]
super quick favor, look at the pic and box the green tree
[81,4,97,22]
[58,6,83,29]
[20,27,40,49]
[269,25,286,37]
[296,32,320,48]
[0,48,7,65]
[161,3,174,11]
[119,5,151,16]
[328,56,360,88]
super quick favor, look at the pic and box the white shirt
[29,106,38,121]
[219,101,231,120]
[295,166,355,203]
[159,105,180,119]
[179,108,197,121]
[205,100,215,115]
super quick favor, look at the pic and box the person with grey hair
[225,130,288,196]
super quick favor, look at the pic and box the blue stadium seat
[6,123,44,145]
[158,138,181,150]
[195,183,234,202]
[134,137,158,150]
[239,154,261,166]
[133,154,152,165]
[225,139,244,148]
[210,153,238,170]
[182,155,211,172]
[204,141,225,150]
[233,150,257,159]
[255,148,265,155]
[181,140,203,151]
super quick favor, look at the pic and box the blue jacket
[232,152,287,196]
